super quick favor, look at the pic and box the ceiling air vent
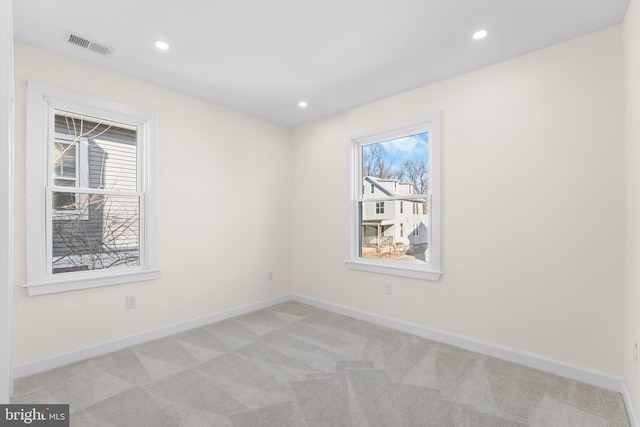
[66,32,114,57]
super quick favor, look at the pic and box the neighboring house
[51,112,139,273]
[361,176,428,257]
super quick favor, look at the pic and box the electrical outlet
[384,283,393,295]
[126,295,136,309]
[268,272,274,280]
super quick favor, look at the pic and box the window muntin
[26,82,158,295]
[346,114,441,280]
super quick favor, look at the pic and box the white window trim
[345,113,442,281]
[25,81,159,296]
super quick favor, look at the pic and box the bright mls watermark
[1,405,69,426]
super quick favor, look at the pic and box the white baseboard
[623,381,640,427]
[12,295,292,379]
[292,295,626,393]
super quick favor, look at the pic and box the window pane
[52,192,76,210]
[360,198,428,264]
[361,132,429,199]
[55,110,137,192]
[51,192,140,274]
[53,142,76,178]
[53,179,75,187]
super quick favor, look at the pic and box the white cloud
[381,133,428,160]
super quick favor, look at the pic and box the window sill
[23,268,160,296]
[345,259,441,281]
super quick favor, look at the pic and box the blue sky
[365,131,429,176]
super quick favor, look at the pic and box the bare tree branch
[52,114,139,273]
[363,144,394,179]
[398,160,429,194]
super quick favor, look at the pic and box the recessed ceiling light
[298,101,308,108]
[472,30,488,40]
[154,40,170,51]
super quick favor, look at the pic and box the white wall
[12,43,292,364]
[291,27,625,376]
[10,20,628,385]
[0,0,14,403]
[625,0,640,411]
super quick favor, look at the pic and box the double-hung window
[25,82,159,295]
[346,113,441,280]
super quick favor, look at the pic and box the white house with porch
[361,176,428,257]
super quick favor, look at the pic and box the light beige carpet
[11,301,630,426]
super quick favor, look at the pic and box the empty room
[2,0,640,425]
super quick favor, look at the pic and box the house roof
[364,176,416,197]
[363,176,395,197]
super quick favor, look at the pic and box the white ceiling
[13,0,629,127]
